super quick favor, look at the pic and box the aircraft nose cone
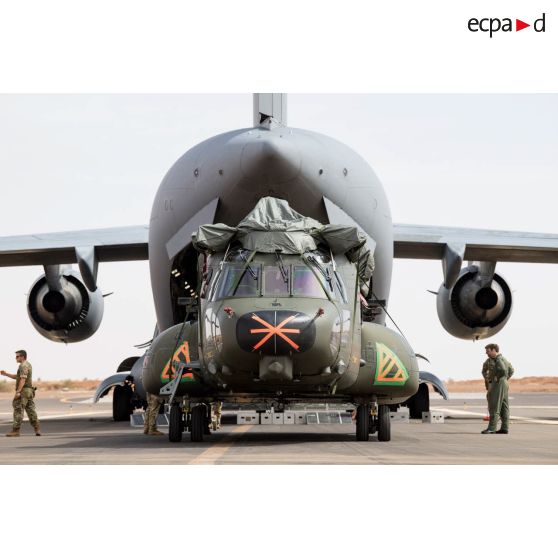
[236,310,316,355]
[240,134,301,183]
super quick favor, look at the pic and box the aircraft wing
[3,222,557,267]
[0,225,149,267]
[393,224,558,264]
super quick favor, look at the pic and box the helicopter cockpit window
[264,266,290,296]
[214,264,260,299]
[293,266,327,298]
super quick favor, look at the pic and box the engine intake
[27,270,104,343]
[436,266,512,340]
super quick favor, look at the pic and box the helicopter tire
[169,404,183,443]
[377,404,391,442]
[356,404,370,441]
[191,404,205,442]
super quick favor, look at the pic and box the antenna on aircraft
[253,93,287,127]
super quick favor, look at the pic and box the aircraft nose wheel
[191,404,206,442]
[169,404,184,443]
[356,403,370,441]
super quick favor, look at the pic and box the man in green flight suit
[481,343,514,434]
[1,349,41,437]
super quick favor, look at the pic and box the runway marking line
[433,406,558,426]
[189,425,253,464]
[0,410,111,424]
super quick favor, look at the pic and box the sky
[0,93,557,381]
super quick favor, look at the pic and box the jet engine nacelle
[436,265,513,340]
[27,269,104,343]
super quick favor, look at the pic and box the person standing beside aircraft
[1,350,41,437]
[144,392,164,436]
[481,343,514,434]
[481,353,492,421]
[211,401,222,430]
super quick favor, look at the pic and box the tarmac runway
[1,391,557,464]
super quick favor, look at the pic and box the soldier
[1,349,41,437]
[123,374,135,392]
[481,343,514,434]
[481,354,491,421]
[211,401,222,430]
[144,392,164,436]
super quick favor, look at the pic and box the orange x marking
[250,314,301,351]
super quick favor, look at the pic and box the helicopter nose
[236,310,316,355]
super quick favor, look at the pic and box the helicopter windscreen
[214,264,260,299]
[210,249,347,301]
[264,266,289,296]
[292,266,326,298]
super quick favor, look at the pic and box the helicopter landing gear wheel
[191,404,206,442]
[356,403,370,441]
[169,404,183,443]
[377,404,391,442]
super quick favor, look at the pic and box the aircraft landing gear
[191,404,206,442]
[169,404,184,443]
[356,403,370,441]
[112,384,132,421]
[355,402,391,442]
[406,383,429,419]
[204,404,212,435]
[377,404,391,442]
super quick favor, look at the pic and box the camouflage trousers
[211,402,222,430]
[488,377,510,431]
[144,393,163,433]
[13,388,40,430]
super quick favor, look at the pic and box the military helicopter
[141,196,425,442]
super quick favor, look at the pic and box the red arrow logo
[516,19,530,31]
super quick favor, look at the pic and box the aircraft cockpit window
[264,265,290,296]
[293,266,327,298]
[214,264,260,299]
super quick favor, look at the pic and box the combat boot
[149,429,164,436]
[5,429,20,437]
[34,425,42,436]
[481,428,496,434]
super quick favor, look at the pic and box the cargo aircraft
[1,94,557,442]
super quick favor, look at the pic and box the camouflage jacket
[482,355,514,385]
[16,361,33,390]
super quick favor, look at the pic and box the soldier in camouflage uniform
[1,350,41,436]
[211,401,222,430]
[481,343,514,434]
[144,392,164,435]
